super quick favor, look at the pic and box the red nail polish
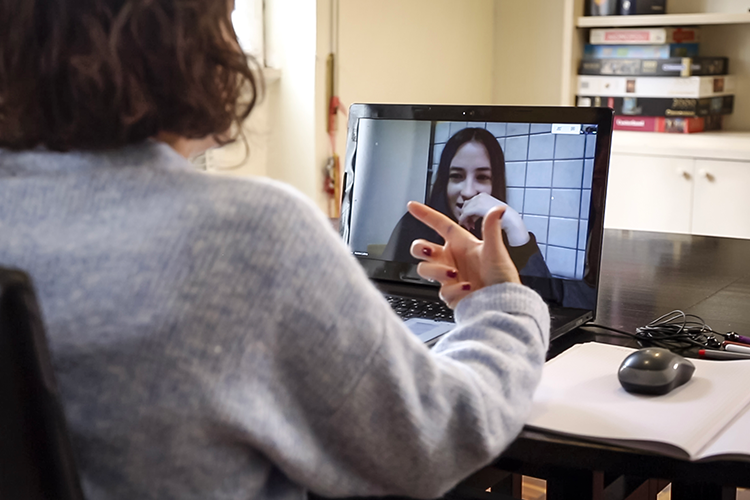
[462,284,471,291]
[422,247,432,256]
[447,270,457,278]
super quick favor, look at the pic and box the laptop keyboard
[385,295,455,322]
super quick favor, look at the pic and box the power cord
[582,310,724,351]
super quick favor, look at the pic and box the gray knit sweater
[0,141,550,500]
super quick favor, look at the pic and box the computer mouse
[618,348,695,395]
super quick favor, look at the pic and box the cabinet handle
[698,169,715,182]
[677,168,691,180]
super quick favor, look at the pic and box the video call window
[432,122,596,279]
[349,119,597,280]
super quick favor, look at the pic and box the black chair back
[0,268,84,500]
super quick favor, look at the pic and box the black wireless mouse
[618,348,696,395]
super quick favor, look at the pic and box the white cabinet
[692,159,750,238]
[605,151,750,239]
[605,154,693,234]
[604,130,750,239]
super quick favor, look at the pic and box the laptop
[339,104,613,344]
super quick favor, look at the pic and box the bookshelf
[563,0,750,238]
[493,0,750,236]
[563,0,750,132]
[494,1,749,131]
[577,12,750,28]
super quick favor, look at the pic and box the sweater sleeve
[217,184,550,499]
[307,284,550,499]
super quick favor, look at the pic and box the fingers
[481,205,507,256]
[458,214,480,232]
[482,205,522,285]
[416,262,459,284]
[457,203,482,229]
[408,201,465,240]
[410,239,443,261]
[439,281,473,309]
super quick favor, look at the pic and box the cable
[582,310,723,350]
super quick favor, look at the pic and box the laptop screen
[340,104,613,311]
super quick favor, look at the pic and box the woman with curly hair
[0,1,549,499]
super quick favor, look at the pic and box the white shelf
[578,12,750,28]
[611,130,750,161]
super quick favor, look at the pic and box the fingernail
[422,247,432,257]
[447,270,457,278]
[462,284,471,291]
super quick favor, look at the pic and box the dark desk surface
[496,229,750,498]
[550,228,750,356]
[597,229,750,338]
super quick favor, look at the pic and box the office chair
[0,267,85,500]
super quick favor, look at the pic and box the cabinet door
[692,159,750,239]
[605,153,694,234]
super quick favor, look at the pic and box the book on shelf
[618,0,665,15]
[590,27,700,45]
[613,115,722,133]
[586,0,666,16]
[586,0,618,17]
[577,75,734,99]
[577,95,734,117]
[578,57,728,77]
[584,43,700,59]
[526,342,750,462]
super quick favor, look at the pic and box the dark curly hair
[0,0,260,151]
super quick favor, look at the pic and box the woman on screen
[383,127,551,278]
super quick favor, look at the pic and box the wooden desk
[493,229,750,500]
[594,228,750,344]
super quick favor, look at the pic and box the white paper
[526,342,750,459]
[699,401,750,460]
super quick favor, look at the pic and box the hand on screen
[458,193,531,247]
[408,201,521,309]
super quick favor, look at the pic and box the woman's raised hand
[458,193,530,247]
[408,201,521,309]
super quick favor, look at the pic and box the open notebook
[527,342,750,462]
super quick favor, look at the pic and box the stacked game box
[576,27,732,133]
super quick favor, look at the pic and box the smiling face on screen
[446,141,493,221]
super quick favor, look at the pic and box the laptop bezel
[339,103,614,325]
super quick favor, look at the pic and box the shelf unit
[577,12,750,28]
[495,1,749,131]
[568,1,750,238]
[520,0,750,238]
[611,131,750,161]
[492,1,750,237]
[564,0,750,133]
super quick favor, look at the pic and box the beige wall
[492,0,569,106]
[334,0,495,171]
[337,0,495,106]
[264,0,321,206]
[207,0,750,192]
[204,76,274,178]
[211,0,579,212]
[209,0,330,214]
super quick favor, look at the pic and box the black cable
[581,310,723,350]
[582,323,638,339]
